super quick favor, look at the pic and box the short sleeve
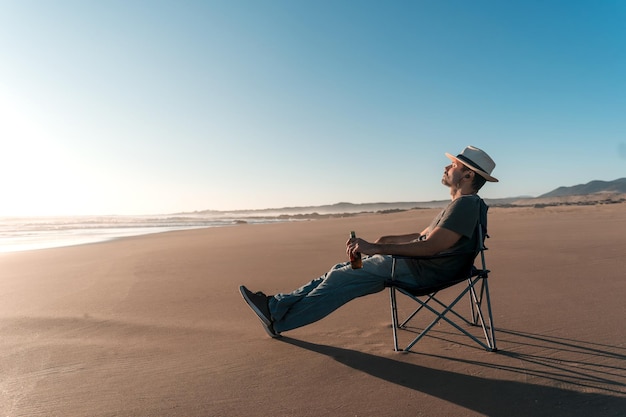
[437,195,480,238]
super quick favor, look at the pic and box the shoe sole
[239,285,272,326]
[239,286,280,338]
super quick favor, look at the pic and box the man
[240,146,498,338]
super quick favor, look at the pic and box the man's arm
[375,232,421,244]
[350,226,462,258]
[375,226,430,244]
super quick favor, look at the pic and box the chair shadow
[389,284,626,399]
[399,326,626,395]
[280,335,626,417]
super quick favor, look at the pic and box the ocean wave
[0,215,289,253]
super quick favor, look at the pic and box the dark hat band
[456,154,487,174]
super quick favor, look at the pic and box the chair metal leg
[469,279,479,325]
[390,287,400,351]
[467,277,497,351]
[399,296,430,328]
[389,259,400,351]
[482,279,497,351]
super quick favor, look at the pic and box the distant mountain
[539,178,626,198]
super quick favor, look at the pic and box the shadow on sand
[280,331,625,417]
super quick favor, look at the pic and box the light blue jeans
[269,255,418,333]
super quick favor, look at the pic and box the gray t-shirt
[405,194,484,287]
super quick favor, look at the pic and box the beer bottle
[349,231,362,269]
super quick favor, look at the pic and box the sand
[1,204,625,416]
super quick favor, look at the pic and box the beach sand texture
[1,204,625,416]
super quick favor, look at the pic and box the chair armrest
[392,250,476,261]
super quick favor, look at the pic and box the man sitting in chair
[240,146,498,338]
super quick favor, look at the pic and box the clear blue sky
[1,0,624,216]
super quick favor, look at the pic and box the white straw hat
[445,146,498,182]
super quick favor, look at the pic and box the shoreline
[3,199,625,254]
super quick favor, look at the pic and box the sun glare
[0,97,87,216]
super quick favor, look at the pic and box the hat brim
[446,153,499,182]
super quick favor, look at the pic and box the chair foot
[392,347,409,353]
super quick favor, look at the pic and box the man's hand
[346,237,377,258]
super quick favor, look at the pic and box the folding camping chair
[386,201,497,352]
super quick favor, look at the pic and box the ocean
[0,214,287,253]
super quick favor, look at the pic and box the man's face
[441,159,467,187]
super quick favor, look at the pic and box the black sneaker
[239,285,281,338]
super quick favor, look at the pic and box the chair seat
[384,276,468,297]
[385,266,488,297]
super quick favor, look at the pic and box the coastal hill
[539,178,626,198]
[512,178,626,207]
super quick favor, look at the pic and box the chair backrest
[475,197,489,249]
[475,198,489,272]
